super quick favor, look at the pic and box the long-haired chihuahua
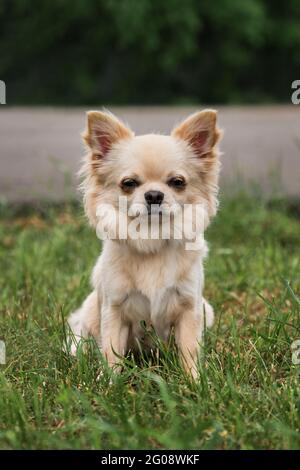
[67,109,222,378]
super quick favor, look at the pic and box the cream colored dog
[67,109,222,378]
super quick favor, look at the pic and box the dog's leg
[101,303,129,371]
[203,297,214,328]
[67,291,100,355]
[174,307,202,379]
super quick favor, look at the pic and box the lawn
[0,193,300,450]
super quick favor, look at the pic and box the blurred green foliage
[1,0,299,104]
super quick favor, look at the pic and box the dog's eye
[168,177,186,189]
[121,178,139,191]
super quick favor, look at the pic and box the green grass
[0,193,300,450]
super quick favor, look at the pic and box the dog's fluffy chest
[121,252,183,336]
[94,241,204,337]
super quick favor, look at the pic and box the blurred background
[0,0,300,201]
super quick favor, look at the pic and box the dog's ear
[83,110,133,158]
[171,110,221,157]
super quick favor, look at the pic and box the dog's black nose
[144,190,164,206]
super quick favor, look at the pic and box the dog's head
[80,110,222,252]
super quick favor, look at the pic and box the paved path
[0,106,299,201]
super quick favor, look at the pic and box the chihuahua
[67,109,222,378]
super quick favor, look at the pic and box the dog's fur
[68,110,222,378]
